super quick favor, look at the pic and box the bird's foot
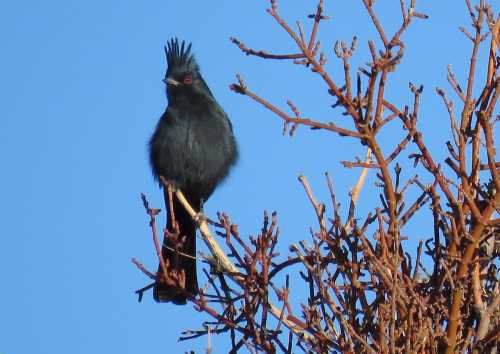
[193,212,207,226]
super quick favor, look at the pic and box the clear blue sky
[1,1,497,353]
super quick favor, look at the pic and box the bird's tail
[153,191,199,304]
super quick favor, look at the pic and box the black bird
[149,39,238,304]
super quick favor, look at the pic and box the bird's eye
[183,75,193,85]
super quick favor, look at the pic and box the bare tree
[135,1,499,353]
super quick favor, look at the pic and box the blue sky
[1,1,497,353]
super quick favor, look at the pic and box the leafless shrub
[135,1,499,353]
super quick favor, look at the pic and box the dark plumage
[149,38,238,304]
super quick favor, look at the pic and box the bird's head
[163,38,213,102]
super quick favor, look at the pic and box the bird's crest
[164,38,199,73]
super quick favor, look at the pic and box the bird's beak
[163,77,181,87]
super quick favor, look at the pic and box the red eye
[183,75,193,85]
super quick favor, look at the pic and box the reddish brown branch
[230,37,305,60]
[230,75,362,138]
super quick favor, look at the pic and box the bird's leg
[199,197,205,214]
[194,198,207,226]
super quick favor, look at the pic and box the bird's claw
[194,212,206,225]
